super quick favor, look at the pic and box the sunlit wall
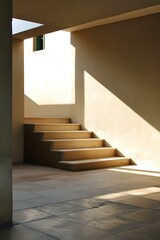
[71,13,160,168]
[24,31,75,116]
[84,72,160,168]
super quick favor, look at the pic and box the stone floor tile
[13,201,29,212]
[64,208,109,223]
[104,194,135,203]
[101,235,132,240]
[25,216,76,231]
[27,220,108,240]
[32,187,110,202]
[49,224,108,240]
[126,186,160,196]
[68,197,111,209]
[87,217,131,231]
[118,224,160,240]
[150,221,160,229]
[13,188,40,202]
[111,194,160,209]
[13,196,56,211]
[37,202,85,216]
[124,209,160,222]
[12,164,160,240]
[13,182,40,190]
[143,192,160,201]
[0,224,56,240]
[99,201,140,218]
[86,216,145,236]
[13,208,52,223]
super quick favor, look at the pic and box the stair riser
[63,148,115,161]
[43,132,91,140]
[60,159,130,171]
[35,124,80,131]
[24,118,71,124]
[51,139,103,149]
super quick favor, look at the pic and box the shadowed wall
[12,38,24,163]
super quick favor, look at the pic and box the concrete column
[0,0,12,226]
[12,39,24,163]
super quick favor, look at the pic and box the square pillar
[0,0,12,226]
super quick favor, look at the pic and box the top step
[24,117,71,124]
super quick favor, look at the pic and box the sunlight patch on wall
[24,31,75,105]
[84,71,160,167]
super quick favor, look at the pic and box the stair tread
[24,117,71,124]
[60,157,130,164]
[43,138,101,142]
[26,123,80,126]
[24,117,70,120]
[52,147,115,152]
[24,117,70,118]
[35,130,91,133]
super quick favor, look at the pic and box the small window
[33,35,45,51]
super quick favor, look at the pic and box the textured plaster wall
[71,14,160,168]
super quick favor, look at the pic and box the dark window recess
[33,35,45,51]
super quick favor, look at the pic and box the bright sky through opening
[12,18,43,35]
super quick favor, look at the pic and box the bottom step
[59,157,131,171]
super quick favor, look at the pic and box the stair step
[24,117,132,171]
[24,117,71,124]
[59,157,131,171]
[34,123,81,131]
[53,147,116,160]
[42,131,92,140]
[49,139,104,149]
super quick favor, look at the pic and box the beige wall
[25,95,73,118]
[24,31,75,118]
[24,13,160,168]
[71,13,160,168]
[12,38,24,163]
[0,0,12,226]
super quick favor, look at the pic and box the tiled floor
[0,164,160,240]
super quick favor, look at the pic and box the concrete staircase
[24,117,132,171]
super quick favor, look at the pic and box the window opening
[33,35,45,51]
